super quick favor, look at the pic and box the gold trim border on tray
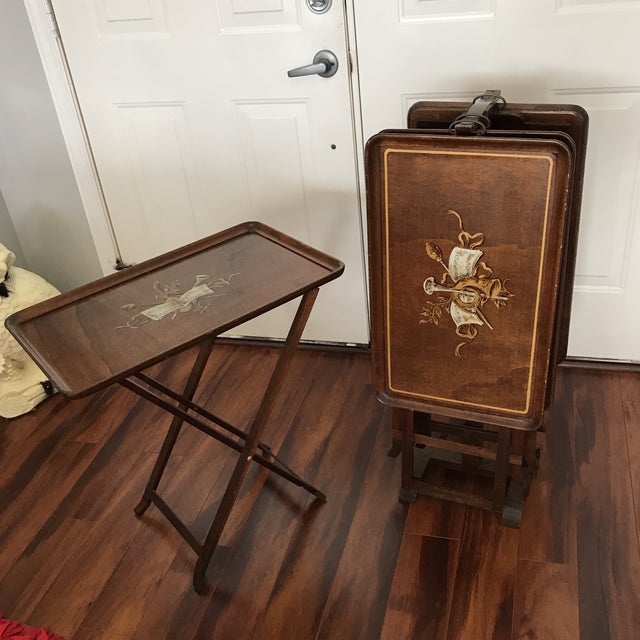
[382,147,555,416]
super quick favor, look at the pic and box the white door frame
[24,0,120,276]
[23,0,370,283]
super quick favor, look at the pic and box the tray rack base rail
[389,409,539,528]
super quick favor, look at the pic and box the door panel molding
[557,0,640,14]
[233,99,313,242]
[551,87,640,291]
[399,0,496,23]
[115,101,202,256]
[93,0,169,36]
[216,0,301,33]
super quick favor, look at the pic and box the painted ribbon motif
[115,273,239,329]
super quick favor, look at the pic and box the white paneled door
[51,0,368,343]
[354,0,640,361]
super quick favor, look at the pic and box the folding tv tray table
[6,221,344,593]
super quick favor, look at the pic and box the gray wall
[0,0,102,291]
[0,188,26,266]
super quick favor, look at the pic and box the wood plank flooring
[0,345,638,639]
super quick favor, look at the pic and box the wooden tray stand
[366,91,587,526]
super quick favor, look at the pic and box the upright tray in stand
[365,91,588,525]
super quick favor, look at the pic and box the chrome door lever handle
[287,50,338,78]
[288,62,329,77]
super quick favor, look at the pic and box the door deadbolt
[306,0,332,14]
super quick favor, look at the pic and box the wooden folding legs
[391,408,539,527]
[192,289,319,592]
[133,336,216,517]
[501,429,539,527]
[122,290,324,593]
[395,408,417,504]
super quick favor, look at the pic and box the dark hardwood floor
[0,345,638,639]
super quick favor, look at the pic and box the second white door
[354,0,640,361]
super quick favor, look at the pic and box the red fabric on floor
[0,614,64,640]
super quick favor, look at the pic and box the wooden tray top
[366,133,573,430]
[6,222,344,397]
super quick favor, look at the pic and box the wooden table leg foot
[500,472,533,529]
[312,489,327,503]
[388,436,402,458]
[134,497,151,516]
[193,560,209,595]
[399,487,418,503]
[501,499,524,528]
